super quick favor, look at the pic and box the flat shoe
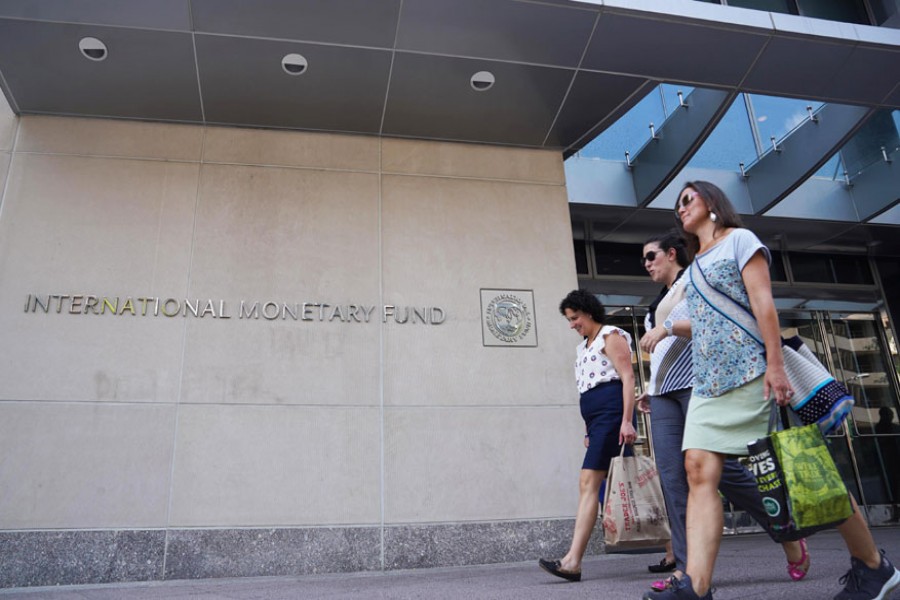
[538,558,582,582]
[649,558,677,573]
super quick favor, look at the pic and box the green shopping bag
[747,407,852,540]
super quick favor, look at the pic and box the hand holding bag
[602,445,671,550]
[747,406,854,542]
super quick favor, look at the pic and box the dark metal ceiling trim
[630,87,734,208]
[853,160,900,222]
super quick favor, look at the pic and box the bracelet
[584,434,589,438]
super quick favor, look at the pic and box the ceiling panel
[0,19,201,121]
[827,46,900,106]
[382,53,573,146]
[0,0,190,31]
[196,35,391,133]
[742,36,855,100]
[396,0,597,67]
[547,71,652,151]
[190,0,401,48]
[582,13,769,87]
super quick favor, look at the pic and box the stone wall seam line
[198,159,379,175]
[380,170,565,186]
[12,150,201,165]
[161,125,207,575]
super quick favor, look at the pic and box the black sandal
[648,557,677,573]
[538,558,582,582]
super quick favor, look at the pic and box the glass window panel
[687,96,758,171]
[827,315,900,435]
[574,240,589,276]
[841,110,900,177]
[577,86,666,161]
[796,0,870,24]
[832,256,874,285]
[789,252,834,283]
[726,0,794,14]
[813,153,843,180]
[869,0,896,24]
[748,95,823,152]
[850,437,898,514]
[769,250,787,282]
[660,83,695,121]
[592,242,646,276]
[827,437,863,500]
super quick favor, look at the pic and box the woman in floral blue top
[646,181,900,600]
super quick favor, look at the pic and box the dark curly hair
[559,289,605,324]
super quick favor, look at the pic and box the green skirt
[682,375,769,456]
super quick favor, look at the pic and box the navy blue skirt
[581,380,634,471]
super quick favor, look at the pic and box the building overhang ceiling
[0,0,898,155]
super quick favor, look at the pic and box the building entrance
[604,307,900,527]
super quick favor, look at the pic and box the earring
[710,212,718,223]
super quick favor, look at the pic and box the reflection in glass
[828,437,863,503]
[593,242,646,276]
[796,0,870,24]
[851,436,900,523]
[688,95,757,171]
[660,83,695,123]
[841,110,900,178]
[747,94,823,158]
[825,315,900,436]
[813,153,843,180]
[577,86,666,161]
[726,0,794,14]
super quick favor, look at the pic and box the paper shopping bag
[602,445,670,550]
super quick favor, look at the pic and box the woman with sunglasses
[646,181,900,600]
[637,230,808,594]
[539,289,637,582]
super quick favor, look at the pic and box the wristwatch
[663,318,674,337]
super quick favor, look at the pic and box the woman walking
[539,289,637,582]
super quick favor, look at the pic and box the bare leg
[559,468,605,571]
[683,449,725,596]
[838,495,882,569]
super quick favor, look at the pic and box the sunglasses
[676,191,698,210]
[641,251,659,265]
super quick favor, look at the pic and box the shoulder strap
[689,259,764,348]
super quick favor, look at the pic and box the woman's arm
[605,331,638,444]
[742,252,793,406]
[639,319,692,354]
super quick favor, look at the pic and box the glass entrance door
[825,311,900,524]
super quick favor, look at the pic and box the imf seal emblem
[480,289,537,347]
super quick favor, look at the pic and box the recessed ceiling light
[78,37,107,61]
[282,53,308,76]
[470,71,495,92]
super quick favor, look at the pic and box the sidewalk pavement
[2,527,899,600]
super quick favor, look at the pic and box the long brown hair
[673,180,743,258]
